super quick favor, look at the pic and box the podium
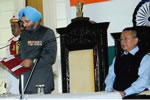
[56,17,109,93]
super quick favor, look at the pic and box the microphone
[0,44,10,49]
[0,37,22,50]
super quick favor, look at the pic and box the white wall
[43,0,63,93]
[55,0,73,93]
[56,0,70,28]
[0,0,15,58]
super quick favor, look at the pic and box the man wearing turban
[18,6,57,94]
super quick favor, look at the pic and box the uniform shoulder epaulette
[8,37,14,41]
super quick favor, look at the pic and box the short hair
[122,27,137,38]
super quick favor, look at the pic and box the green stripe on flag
[108,46,115,66]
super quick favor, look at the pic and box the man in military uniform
[6,12,22,57]
[18,6,57,94]
[5,12,22,94]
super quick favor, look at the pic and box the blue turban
[19,6,42,22]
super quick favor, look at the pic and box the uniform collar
[12,35,20,41]
[123,46,139,56]
[31,24,40,33]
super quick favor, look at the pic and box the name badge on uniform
[28,41,42,46]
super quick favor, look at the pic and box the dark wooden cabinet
[56,17,109,93]
[111,32,122,57]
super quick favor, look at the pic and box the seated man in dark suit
[105,27,150,99]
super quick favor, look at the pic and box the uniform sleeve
[105,57,116,92]
[124,54,150,96]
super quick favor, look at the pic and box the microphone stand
[20,74,25,100]
[0,44,10,49]
[23,58,38,93]
[19,59,38,100]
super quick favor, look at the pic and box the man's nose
[23,23,27,27]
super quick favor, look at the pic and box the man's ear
[135,37,139,45]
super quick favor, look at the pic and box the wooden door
[26,0,44,25]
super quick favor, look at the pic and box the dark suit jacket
[18,24,57,94]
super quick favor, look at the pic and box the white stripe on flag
[11,65,23,72]
[4,56,15,62]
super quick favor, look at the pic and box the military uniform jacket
[6,35,20,57]
[18,24,57,94]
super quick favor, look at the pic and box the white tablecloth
[0,91,122,100]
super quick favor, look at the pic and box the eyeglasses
[21,20,31,25]
[119,37,137,41]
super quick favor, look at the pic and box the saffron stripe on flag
[70,0,110,6]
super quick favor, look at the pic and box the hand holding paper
[20,59,33,68]
[1,55,31,77]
